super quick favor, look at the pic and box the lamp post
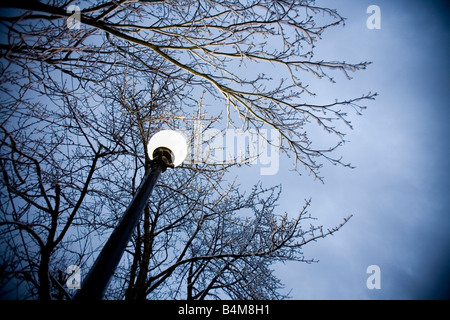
[75,130,188,300]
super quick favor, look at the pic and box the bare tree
[0,0,373,300]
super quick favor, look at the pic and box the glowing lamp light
[147,130,188,168]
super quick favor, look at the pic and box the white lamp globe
[147,130,188,167]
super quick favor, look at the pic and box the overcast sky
[253,0,450,299]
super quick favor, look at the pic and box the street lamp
[75,130,188,300]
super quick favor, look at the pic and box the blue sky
[256,0,450,299]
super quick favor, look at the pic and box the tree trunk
[38,248,51,300]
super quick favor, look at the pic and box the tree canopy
[0,0,374,300]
